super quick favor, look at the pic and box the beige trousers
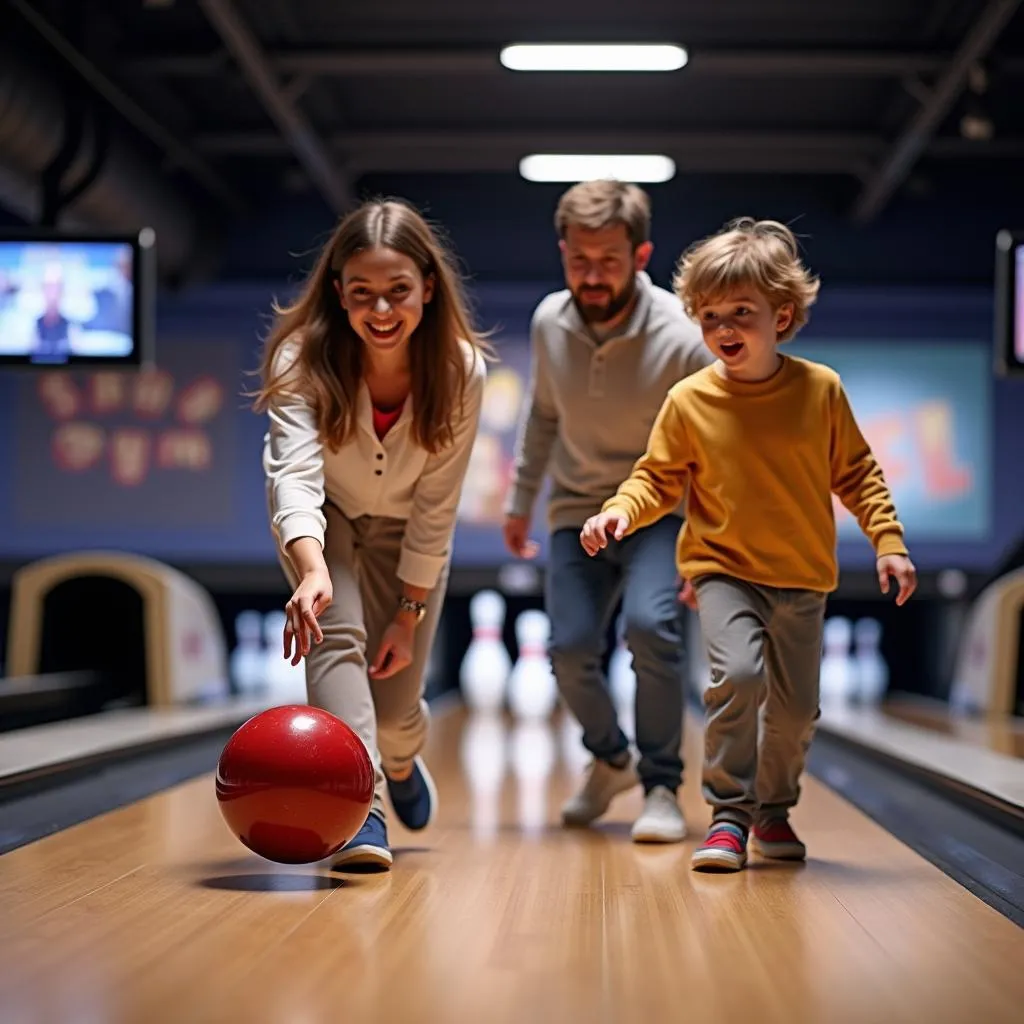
[274,500,447,820]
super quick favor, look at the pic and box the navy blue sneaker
[386,756,437,831]
[332,811,392,870]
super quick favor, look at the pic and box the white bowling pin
[507,609,558,719]
[559,710,590,774]
[511,719,556,834]
[853,617,888,703]
[460,589,511,712]
[820,616,854,705]
[460,711,508,841]
[230,609,265,695]
[608,615,636,739]
[686,612,712,699]
[262,610,307,703]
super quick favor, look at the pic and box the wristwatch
[398,595,427,624]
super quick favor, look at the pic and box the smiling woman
[250,198,492,870]
[342,248,428,347]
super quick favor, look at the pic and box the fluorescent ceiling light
[519,154,676,184]
[500,44,687,72]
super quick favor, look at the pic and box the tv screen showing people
[995,228,1024,377]
[0,239,140,365]
[1015,241,1024,364]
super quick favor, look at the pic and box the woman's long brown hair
[252,198,493,454]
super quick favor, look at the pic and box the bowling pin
[460,711,508,841]
[559,709,590,774]
[263,610,308,703]
[511,719,556,835]
[819,616,854,706]
[686,612,712,699]
[853,617,888,704]
[507,609,558,719]
[460,589,511,712]
[231,609,265,696]
[608,614,636,740]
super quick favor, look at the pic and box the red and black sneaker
[751,818,806,860]
[690,821,748,872]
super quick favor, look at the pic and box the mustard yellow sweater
[603,356,908,593]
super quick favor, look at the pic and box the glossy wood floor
[2,703,1024,1024]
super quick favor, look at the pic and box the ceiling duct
[0,44,215,283]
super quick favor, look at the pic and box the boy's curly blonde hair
[672,217,820,342]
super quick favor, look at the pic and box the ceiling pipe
[0,44,219,284]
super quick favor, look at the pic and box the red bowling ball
[215,704,374,864]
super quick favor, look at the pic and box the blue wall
[218,169,1024,287]
[0,275,1020,573]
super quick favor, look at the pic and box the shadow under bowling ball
[198,872,348,892]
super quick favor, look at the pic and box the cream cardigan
[263,338,486,589]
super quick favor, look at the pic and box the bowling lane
[2,703,1024,1024]
[881,694,1024,759]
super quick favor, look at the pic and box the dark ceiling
[1,0,1023,284]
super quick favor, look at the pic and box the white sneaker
[561,751,640,827]
[631,786,687,843]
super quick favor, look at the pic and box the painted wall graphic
[0,284,1013,571]
[457,362,527,524]
[789,341,991,541]
[454,337,993,559]
[14,340,237,529]
[450,341,552,565]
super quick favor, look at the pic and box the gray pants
[274,501,447,821]
[693,574,827,828]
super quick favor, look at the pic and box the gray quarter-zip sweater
[506,271,711,531]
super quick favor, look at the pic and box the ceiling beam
[851,0,1023,223]
[195,130,884,176]
[928,136,1024,157]
[194,128,1024,175]
[122,48,972,80]
[195,0,354,214]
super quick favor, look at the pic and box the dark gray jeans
[546,516,686,792]
[693,574,827,828]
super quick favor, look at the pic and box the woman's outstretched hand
[369,614,416,680]
[283,567,333,665]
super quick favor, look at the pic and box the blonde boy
[580,218,917,872]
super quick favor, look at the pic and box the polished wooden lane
[818,700,1024,812]
[0,698,272,785]
[881,695,1024,759]
[2,704,1023,1024]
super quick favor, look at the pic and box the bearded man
[503,179,710,842]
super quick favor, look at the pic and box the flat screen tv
[0,227,155,368]
[995,228,1024,378]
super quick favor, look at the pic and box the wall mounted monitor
[995,228,1024,378]
[0,227,156,368]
